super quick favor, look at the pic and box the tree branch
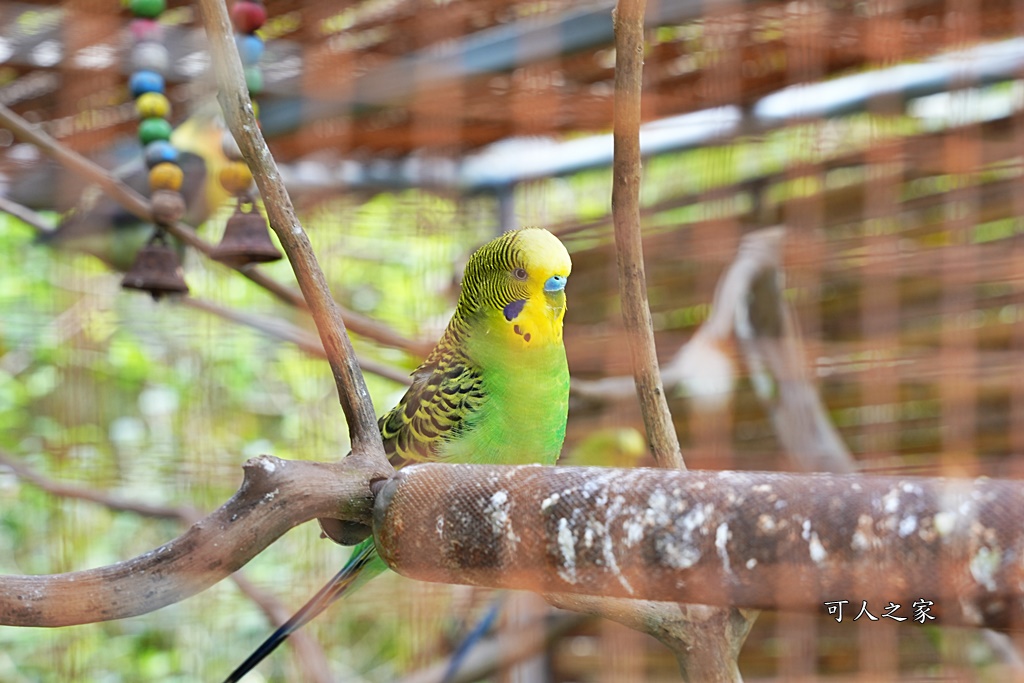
[375,463,1024,631]
[725,228,856,473]
[397,613,587,683]
[0,105,429,357]
[180,296,412,386]
[0,455,372,627]
[5,460,1021,633]
[0,188,415,387]
[605,5,749,678]
[0,449,333,683]
[571,227,855,475]
[195,0,388,471]
[0,449,197,520]
[0,195,55,238]
[611,0,683,469]
[545,595,754,681]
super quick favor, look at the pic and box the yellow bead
[149,162,184,191]
[136,92,171,119]
[219,161,253,194]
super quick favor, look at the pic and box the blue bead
[129,70,165,98]
[236,34,265,65]
[144,140,180,168]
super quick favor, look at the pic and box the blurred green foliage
[0,197,497,682]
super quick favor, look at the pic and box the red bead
[130,18,164,42]
[230,1,267,33]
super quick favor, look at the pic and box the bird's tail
[222,539,380,683]
[441,593,507,683]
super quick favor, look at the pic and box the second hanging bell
[121,231,189,300]
[211,199,283,268]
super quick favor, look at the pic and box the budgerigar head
[457,227,572,348]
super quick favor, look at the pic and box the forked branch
[195,0,390,472]
[0,456,371,627]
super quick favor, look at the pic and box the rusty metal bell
[211,201,282,267]
[121,232,189,300]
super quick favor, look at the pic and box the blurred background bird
[566,426,647,468]
[30,101,231,271]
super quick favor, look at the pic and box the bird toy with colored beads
[121,0,190,298]
[210,0,283,267]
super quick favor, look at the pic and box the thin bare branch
[546,595,754,681]
[0,449,196,520]
[336,306,434,358]
[195,0,388,471]
[572,228,855,475]
[0,196,55,237]
[606,5,749,679]
[397,613,587,683]
[0,103,155,230]
[180,296,413,386]
[0,455,372,627]
[726,228,856,473]
[0,186,423,387]
[611,0,683,469]
[0,194,416,385]
[0,104,428,356]
[0,450,333,683]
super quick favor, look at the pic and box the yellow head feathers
[457,227,571,350]
[510,227,573,287]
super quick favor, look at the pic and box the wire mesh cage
[2,0,1024,680]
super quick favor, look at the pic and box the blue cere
[544,275,567,292]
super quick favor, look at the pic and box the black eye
[513,268,528,281]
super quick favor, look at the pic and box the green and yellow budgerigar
[38,103,230,271]
[224,227,572,682]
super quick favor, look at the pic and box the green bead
[128,0,166,19]
[244,66,264,95]
[138,117,173,144]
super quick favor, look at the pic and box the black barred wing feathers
[378,338,487,469]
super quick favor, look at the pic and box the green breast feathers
[380,228,572,468]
